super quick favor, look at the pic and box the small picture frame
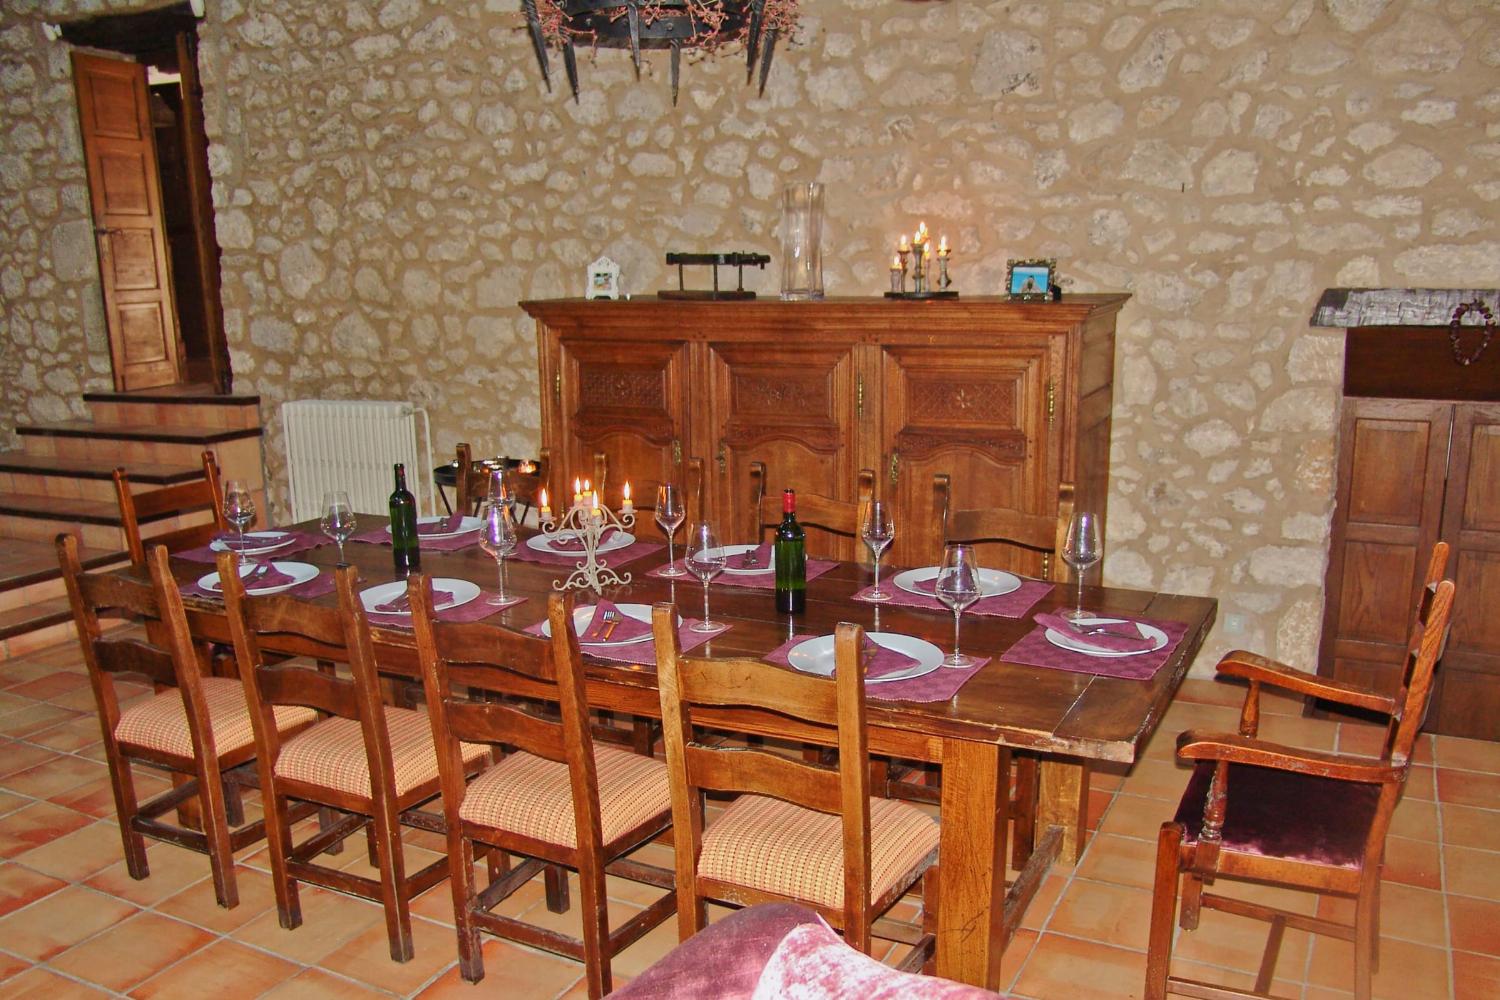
[1006,258,1056,301]
[585,256,621,300]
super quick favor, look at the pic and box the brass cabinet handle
[1046,377,1056,426]
[672,438,682,466]
[716,440,727,472]
[888,451,900,487]
[856,374,864,419]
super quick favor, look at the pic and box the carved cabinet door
[704,340,861,559]
[555,336,691,506]
[880,341,1057,569]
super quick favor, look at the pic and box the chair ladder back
[453,442,482,514]
[750,462,875,563]
[936,475,1076,583]
[1385,578,1456,767]
[114,451,227,565]
[144,544,229,764]
[1380,542,1451,762]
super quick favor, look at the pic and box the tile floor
[0,634,1496,999]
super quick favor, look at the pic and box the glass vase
[780,181,824,301]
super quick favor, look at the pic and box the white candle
[621,481,634,515]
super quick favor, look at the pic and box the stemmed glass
[684,521,727,633]
[1062,511,1102,621]
[477,498,518,605]
[934,542,981,667]
[223,479,256,550]
[319,491,356,564]
[656,484,687,577]
[861,500,895,601]
[486,466,514,515]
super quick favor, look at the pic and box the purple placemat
[763,635,988,704]
[350,526,480,553]
[1001,616,1189,680]
[180,570,337,602]
[175,531,326,564]
[511,537,664,567]
[853,575,1053,619]
[523,611,727,666]
[646,558,839,589]
[366,592,526,630]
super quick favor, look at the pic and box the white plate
[539,602,673,647]
[526,529,636,556]
[359,578,480,615]
[197,561,320,597]
[210,531,295,556]
[711,544,772,576]
[387,516,481,541]
[786,632,944,684]
[893,566,1022,599]
[1043,617,1168,658]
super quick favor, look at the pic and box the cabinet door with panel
[880,341,1056,569]
[555,336,691,505]
[704,340,861,559]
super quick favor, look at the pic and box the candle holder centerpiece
[537,481,637,593]
[886,221,958,300]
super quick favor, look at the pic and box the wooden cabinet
[523,295,1128,572]
[1313,290,1500,740]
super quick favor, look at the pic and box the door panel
[72,51,181,391]
[881,343,1051,569]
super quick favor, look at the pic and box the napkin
[580,600,650,643]
[725,543,773,571]
[418,513,467,535]
[1032,612,1158,653]
[215,531,289,552]
[374,589,454,614]
[241,563,295,590]
[862,638,922,680]
[550,528,617,552]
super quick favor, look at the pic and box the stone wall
[3,0,1499,673]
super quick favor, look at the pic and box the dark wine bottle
[388,463,421,575]
[773,488,806,614]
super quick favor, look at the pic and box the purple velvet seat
[1173,761,1381,869]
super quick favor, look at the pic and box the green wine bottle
[388,463,421,575]
[773,488,806,614]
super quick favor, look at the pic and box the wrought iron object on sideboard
[659,252,770,301]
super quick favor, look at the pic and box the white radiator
[281,400,434,521]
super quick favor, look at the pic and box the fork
[598,609,621,641]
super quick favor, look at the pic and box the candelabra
[538,496,636,593]
[885,221,958,300]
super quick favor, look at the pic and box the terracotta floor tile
[1405,765,1436,801]
[129,938,301,999]
[155,866,278,934]
[1257,712,1339,751]
[1165,957,1302,997]
[1308,932,1450,998]
[0,703,83,739]
[1382,834,1442,890]
[27,715,103,752]
[1012,932,1148,1000]
[1445,845,1500,900]
[0,788,25,817]
[997,926,1039,994]
[260,967,400,999]
[1388,793,1440,842]
[1019,873,1068,931]
[42,686,105,714]
[1449,895,1500,956]
[0,691,32,716]
[1046,879,1155,950]
[1075,833,1159,890]
[49,910,217,992]
[0,949,28,983]
[1437,768,1500,809]
[0,740,59,778]
[1094,791,1174,842]
[1116,757,1194,801]
[5,671,91,702]
[319,916,460,995]
[0,659,55,687]
[235,883,386,965]
[0,884,138,960]
[607,906,690,980]
[1453,950,1500,1000]
[14,819,125,882]
[0,800,93,858]
[1173,677,1250,708]
[1169,901,1311,977]
[1435,735,1500,774]
[416,937,582,998]
[0,753,104,799]
[85,838,222,906]
[0,861,67,918]
[1374,882,1449,948]
[0,967,116,998]
[1441,803,1500,852]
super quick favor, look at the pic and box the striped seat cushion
[459,745,671,850]
[698,794,940,911]
[274,706,487,799]
[115,676,316,760]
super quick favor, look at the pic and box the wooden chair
[590,451,705,521]
[410,581,676,996]
[56,535,318,908]
[1145,547,1456,1000]
[454,444,551,518]
[749,461,875,563]
[113,449,228,565]
[219,551,489,961]
[653,609,940,968]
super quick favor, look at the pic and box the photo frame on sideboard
[1006,258,1056,301]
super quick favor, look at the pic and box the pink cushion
[275,706,486,799]
[750,918,1003,999]
[115,676,316,760]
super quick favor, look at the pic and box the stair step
[17,420,262,446]
[82,388,260,406]
[0,597,74,643]
[0,453,204,485]
[0,537,123,595]
[0,489,214,527]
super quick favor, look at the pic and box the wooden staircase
[0,388,264,658]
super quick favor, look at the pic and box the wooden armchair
[56,536,318,909]
[653,610,939,968]
[410,582,675,996]
[219,552,489,961]
[749,462,874,563]
[590,451,705,521]
[1146,545,1456,1000]
[453,444,550,519]
[113,449,228,564]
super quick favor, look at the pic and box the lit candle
[890,254,903,271]
[591,491,601,519]
[897,234,910,253]
[573,477,582,506]
[621,481,634,515]
[938,235,950,256]
[915,221,929,245]
[539,487,551,521]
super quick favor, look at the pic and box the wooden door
[555,336,691,508]
[1431,402,1500,738]
[880,341,1055,569]
[72,52,181,391]
[175,31,230,393]
[704,341,861,558]
[1318,398,1451,698]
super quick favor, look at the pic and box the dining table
[157,515,1217,990]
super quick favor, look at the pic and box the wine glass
[223,479,256,550]
[861,500,895,601]
[684,521,728,633]
[1062,511,1102,621]
[934,542,981,667]
[319,491,356,564]
[486,465,514,514]
[477,498,518,605]
[655,483,687,577]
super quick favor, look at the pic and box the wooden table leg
[1037,756,1092,863]
[936,739,1009,989]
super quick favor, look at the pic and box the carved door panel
[557,337,691,509]
[705,341,860,559]
[881,343,1054,569]
[72,51,182,391]
[1318,399,1451,699]
[1431,402,1500,738]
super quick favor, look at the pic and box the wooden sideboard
[522,295,1129,572]
[1312,289,1500,740]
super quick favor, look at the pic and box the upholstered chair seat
[275,706,487,799]
[116,676,317,760]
